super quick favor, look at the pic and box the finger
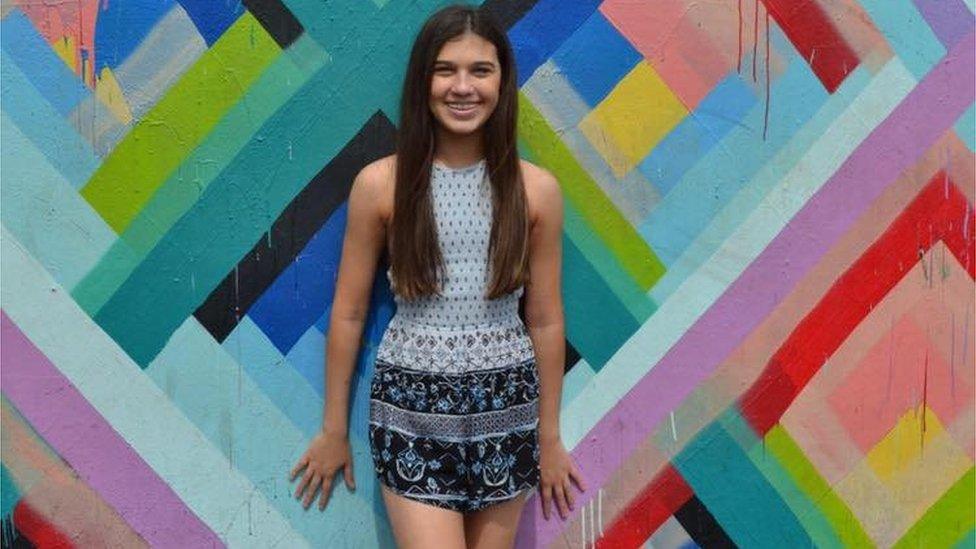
[563,478,576,511]
[302,473,321,508]
[344,462,356,491]
[318,475,335,510]
[289,455,308,480]
[294,470,311,498]
[553,484,568,519]
[540,483,552,521]
[569,465,587,493]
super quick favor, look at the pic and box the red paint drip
[763,9,771,140]
[921,348,929,450]
[737,0,743,73]
[752,0,759,81]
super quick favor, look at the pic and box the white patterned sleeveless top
[377,158,534,374]
[385,158,524,328]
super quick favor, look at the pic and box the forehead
[435,32,498,63]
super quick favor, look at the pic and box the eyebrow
[433,60,497,69]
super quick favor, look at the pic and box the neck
[433,129,485,168]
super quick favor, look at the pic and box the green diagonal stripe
[763,424,873,548]
[518,142,655,367]
[80,11,281,233]
[517,93,663,312]
[893,467,975,549]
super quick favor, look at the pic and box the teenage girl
[290,5,586,547]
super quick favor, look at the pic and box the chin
[435,116,487,135]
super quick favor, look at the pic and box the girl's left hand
[538,434,587,520]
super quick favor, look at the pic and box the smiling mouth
[446,102,479,113]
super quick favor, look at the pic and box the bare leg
[463,492,530,549]
[381,485,467,549]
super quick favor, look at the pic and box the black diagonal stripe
[194,110,397,342]
[243,0,304,48]
[0,515,35,548]
[674,494,738,549]
[479,0,543,31]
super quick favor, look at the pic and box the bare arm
[321,163,387,436]
[523,169,566,444]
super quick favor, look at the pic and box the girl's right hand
[289,430,356,510]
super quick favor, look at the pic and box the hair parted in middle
[388,3,529,301]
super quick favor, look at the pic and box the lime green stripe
[72,34,327,313]
[517,141,655,324]
[763,424,873,548]
[80,12,281,233]
[517,93,662,319]
[894,467,975,549]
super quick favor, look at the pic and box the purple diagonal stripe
[0,312,224,547]
[524,30,976,547]
[914,0,975,48]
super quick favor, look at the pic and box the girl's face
[428,32,501,138]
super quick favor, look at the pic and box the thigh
[463,491,531,549]
[381,484,467,549]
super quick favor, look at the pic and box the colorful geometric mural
[1,0,973,547]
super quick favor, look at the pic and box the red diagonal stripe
[761,0,861,92]
[596,464,692,548]
[13,499,75,548]
[740,172,975,435]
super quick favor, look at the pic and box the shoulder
[356,154,397,223]
[358,154,397,187]
[519,159,562,226]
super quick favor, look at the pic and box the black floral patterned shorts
[368,316,541,513]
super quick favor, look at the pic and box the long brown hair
[389,4,529,301]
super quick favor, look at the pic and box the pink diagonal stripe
[523,30,976,547]
[0,311,223,547]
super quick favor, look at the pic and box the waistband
[387,312,527,333]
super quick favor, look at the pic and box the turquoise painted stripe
[561,360,595,410]
[289,312,332,395]
[92,0,452,366]
[146,317,391,545]
[0,112,117,291]
[953,530,975,549]
[721,411,843,548]
[1,463,20,518]
[640,26,829,268]
[281,0,378,49]
[563,234,641,371]
[956,102,975,151]
[672,414,811,547]
[860,0,946,79]
[0,49,99,190]
[648,60,872,304]
[223,317,325,439]
[0,225,304,546]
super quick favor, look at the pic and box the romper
[368,158,541,513]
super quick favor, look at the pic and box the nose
[450,72,475,95]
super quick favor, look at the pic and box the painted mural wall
[1,0,973,547]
